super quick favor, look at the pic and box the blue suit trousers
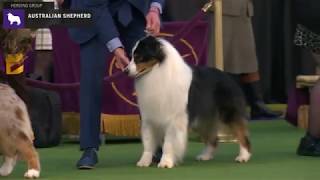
[79,8,145,150]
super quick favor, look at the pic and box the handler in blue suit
[68,0,165,169]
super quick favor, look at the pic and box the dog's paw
[157,158,174,168]
[0,167,12,176]
[235,153,251,163]
[24,169,40,179]
[136,153,153,167]
[196,154,213,161]
[136,159,152,167]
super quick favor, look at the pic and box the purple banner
[1,21,209,116]
[51,21,208,114]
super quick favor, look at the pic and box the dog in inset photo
[0,83,40,178]
[127,36,251,168]
[7,13,21,26]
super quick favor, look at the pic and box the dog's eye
[134,54,143,63]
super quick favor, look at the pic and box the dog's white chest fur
[134,42,192,128]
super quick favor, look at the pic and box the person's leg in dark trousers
[76,37,108,169]
[297,80,320,156]
[297,53,320,156]
[308,81,320,138]
[240,72,281,120]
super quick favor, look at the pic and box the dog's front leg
[137,122,157,167]
[0,156,17,176]
[158,117,188,168]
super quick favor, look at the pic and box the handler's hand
[145,7,161,36]
[114,48,130,71]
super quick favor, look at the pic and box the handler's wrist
[149,7,160,15]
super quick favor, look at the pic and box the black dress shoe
[251,102,282,120]
[76,148,98,169]
[297,134,320,157]
[241,81,282,120]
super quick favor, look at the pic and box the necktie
[118,3,132,27]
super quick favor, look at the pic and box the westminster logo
[3,9,25,29]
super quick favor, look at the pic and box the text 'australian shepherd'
[0,83,40,178]
[127,36,251,168]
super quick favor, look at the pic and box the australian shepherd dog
[0,83,40,178]
[127,36,251,168]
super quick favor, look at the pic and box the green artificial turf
[4,120,320,180]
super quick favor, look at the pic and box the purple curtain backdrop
[50,21,209,114]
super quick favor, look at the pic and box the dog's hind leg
[158,115,188,168]
[196,131,218,161]
[16,133,40,179]
[137,121,158,167]
[0,156,17,176]
[231,120,251,163]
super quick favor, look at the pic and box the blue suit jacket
[69,0,165,45]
